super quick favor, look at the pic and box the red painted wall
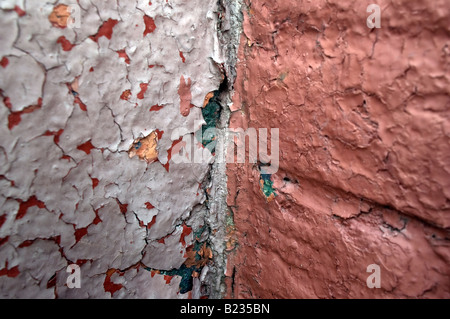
[226,0,450,298]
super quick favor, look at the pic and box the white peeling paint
[0,0,222,298]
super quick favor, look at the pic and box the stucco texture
[225,0,450,298]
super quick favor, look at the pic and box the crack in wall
[202,0,244,298]
[0,0,233,298]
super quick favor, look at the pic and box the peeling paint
[90,19,119,42]
[57,36,75,52]
[48,4,70,28]
[226,0,450,299]
[143,15,156,36]
[197,89,222,153]
[259,174,276,202]
[0,0,224,299]
[128,131,159,163]
[179,75,193,117]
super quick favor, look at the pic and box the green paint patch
[194,225,207,241]
[260,174,276,201]
[144,226,212,294]
[196,90,221,153]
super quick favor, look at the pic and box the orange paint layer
[128,131,159,163]
[48,4,70,28]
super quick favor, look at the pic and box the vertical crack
[203,0,244,299]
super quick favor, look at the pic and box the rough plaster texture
[225,0,450,298]
[0,0,224,298]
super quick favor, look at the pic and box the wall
[0,0,225,298]
[225,0,450,298]
[1,0,449,300]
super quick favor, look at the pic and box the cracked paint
[48,4,70,28]
[143,15,156,36]
[225,0,450,299]
[128,131,159,164]
[90,19,119,42]
[57,36,75,51]
[0,0,223,299]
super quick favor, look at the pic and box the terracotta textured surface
[226,0,450,298]
[0,0,224,298]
